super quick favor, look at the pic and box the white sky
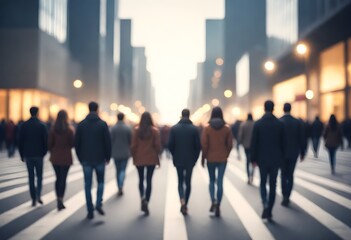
[119,0,224,124]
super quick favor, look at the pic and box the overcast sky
[119,0,224,124]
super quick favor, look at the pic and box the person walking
[0,119,6,152]
[201,107,233,217]
[75,102,111,219]
[131,112,161,215]
[251,100,284,221]
[231,120,242,160]
[48,110,75,210]
[5,120,16,158]
[280,103,306,207]
[323,114,343,174]
[168,109,201,215]
[110,112,132,196]
[238,113,255,184]
[310,116,324,158]
[18,107,48,207]
[341,118,351,149]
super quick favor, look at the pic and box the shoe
[37,199,43,205]
[141,199,149,214]
[96,206,105,215]
[281,199,289,207]
[117,190,124,197]
[180,204,188,216]
[57,200,65,211]
[261,208,269,219]
[209,201,217,212]
[215,204,220,217]
[87,212,94,220]
[32,199,37,207]
[267,211,273,222]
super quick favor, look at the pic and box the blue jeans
[312,137,320,156]
[114,158,128,190]
[82,162,105,213]
[327,147,337,172]
[207,162,227,204]
[259,165,279,211]
[176,165,194,204]
[25,157,44,201]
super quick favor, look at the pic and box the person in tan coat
[201,106,233,217]
[131,111,161,214]
[48,110,74,210]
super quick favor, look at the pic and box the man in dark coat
[168,109,201,215]
[280,103,306,207]
[310,116,324,158]
[75,102,111,220]
[251,100,284,221]
[18,107,48,207]
[341,118,351,148]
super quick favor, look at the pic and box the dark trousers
[137,166,155,202]
[114,158,128,190]
[52,165,70,198]
[259,165,279,212]
[327,147,337,172]
[244,148,254,180]
[25,157,44,201]
[176,165,194,204]
[281,158,297,200]
[82,162,105,213]
[312,137,320,156]
[6,142,15,158]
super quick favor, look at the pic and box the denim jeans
[114,158,128,190]
[327,147,337,172]
[281,158,297,200]
[176,165,194,204]
[312,137,320,156]
[207,162,227,204]
[25,157,44,201]
[82,162,105,213]
[136,166,155,202]
[52,165,70,198]
[259,165,279,211]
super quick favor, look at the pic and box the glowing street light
[73,79,83,89]
[305,90,314,100]
[232,107,241,117]
[224,90,233,98]
[134,100,142,108]
[110,103,118,111]
[296,43,308,56]
[216,58,224,66]
[211,98,220,106]
[264,60,276,72]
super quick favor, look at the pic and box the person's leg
[145,165,155,202]
[136,166,145,199]
[95,162,106,210]
[328,148,336,174]
[114,158,120,190]
[25,158,36,205]
[280,160,288,202]
[60,166,70,198]
[34,158,44,202]
[312,138,318,157]
[244,149,250,182]
[259,166,269,219]
[118,159,128,191]
[206,162,216,203]
[52,164,60,198]
[286,159,297,200]
[184,166,194,205]
[216,162,227,204]
[176,166,185,201]
[268,166,279,218]
[82,164,94,214]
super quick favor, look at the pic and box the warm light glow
[216,58,224,66]
[110,103,118,111]
[135,100,142,108]
[138,106,145,114]
[50,104,60,116]
[232,107,241,117]
[73,79,83,89]
[203,104,211,112]
[224,90,232,98]
[214,70,222,78]
[264,60,275,72]
[211,98,219,106]
[296,43,308,56]
[305,90,314,100]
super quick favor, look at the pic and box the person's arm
[103,123,112,164]
[18,124,25,161]
[201,128,208,167]
[74,125,82,163]
[194,128,202,163]
[250,123,259,165]
[42,124,48,156]
[48,130,55,152]
[299,122,306,161]
[226,127,234,156]
[167,128,175,156]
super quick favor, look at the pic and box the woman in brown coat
[131,112,161,214]
[48,110,74,210]
[201,107,233,217]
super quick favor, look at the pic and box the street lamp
[216,58,224,66]
[211,98,220,106]
[110,103,118,111]
[264,60,276,72]
[296,43,308,56]
[73,79,83,89]
[224,90,233,98]
[305,90,314,100]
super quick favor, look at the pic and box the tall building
[0,0,80,122]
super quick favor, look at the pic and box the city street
[0,145,350,240]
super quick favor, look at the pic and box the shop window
[348,38,351,85]
[0,90,7,120]
[9,90,22,123]
[320,42,346,93]
[320,91,345,122]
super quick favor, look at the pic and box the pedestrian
[231,120,242,160]
[201,106,233,217]
[110,112,132,196]
[5,120,16,157]
[131,112,161,215]
[280,103,306,207]
[0,119,5,152]
[251,100,284,221]
[48,110,75,210]
[238,113,255,184]
[18,107,48,207]
[161,125,171,158]
[75,102,111,220]
[341,118,351,148]
[310,116,324,158]
[168,109,201,215]
[323,114,343,174]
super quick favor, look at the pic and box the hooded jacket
[75,113,111,165]
[201,118,233,163]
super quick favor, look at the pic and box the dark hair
[328,114,338,131]
[137,112,154,139]
[30,106,39,117]
[181,109,190,118]
[117,113,125,121]
[53,110,69,134]
[88,102,98,112]
[210,106,224,120]
[283,103,291,113]
[315,115,320,121]
[264,100,274,112]
[247,113,253,121]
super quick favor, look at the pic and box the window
[320,91,345,122]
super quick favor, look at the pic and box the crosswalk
[0,148,350,240]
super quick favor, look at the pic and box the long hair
[209,106,224,121]
[137,112,154,139]
[328,114,338,131]
[53,110,69,134]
